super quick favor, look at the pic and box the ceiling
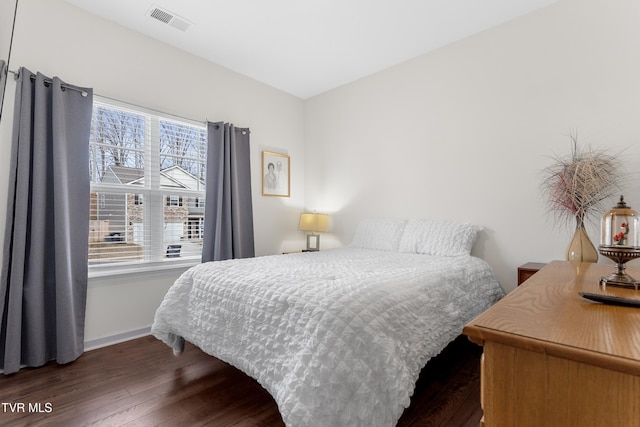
[64,0,558,99]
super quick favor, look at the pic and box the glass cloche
[601,196,639,247]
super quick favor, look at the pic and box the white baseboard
[0,328,153,373]
[84,326,152,352]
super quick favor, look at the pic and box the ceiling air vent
[147,5,191,32]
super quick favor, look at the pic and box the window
[89,97,207,272]
[166,195,183,207]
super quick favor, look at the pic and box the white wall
[0,0,306,344]
[304,0,640,291]
[3,0,640,346]
[0,1,16,59]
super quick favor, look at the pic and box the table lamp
[298,213,329,251]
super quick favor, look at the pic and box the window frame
[166,195,183,207]
[88,96,207,278]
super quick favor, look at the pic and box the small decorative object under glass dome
[599,196,640,289]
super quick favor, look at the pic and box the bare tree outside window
[160,120,207,188]
[90,106,144,183]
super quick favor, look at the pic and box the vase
[565,219,598,263]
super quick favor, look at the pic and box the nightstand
[517,262,547,286]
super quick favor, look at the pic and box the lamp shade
[298,213,329,233]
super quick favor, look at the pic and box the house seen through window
[88,97,207,270]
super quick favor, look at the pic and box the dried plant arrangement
[540,133,626,228]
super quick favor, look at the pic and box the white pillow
[398,219,482,256]
[349,218,407,252]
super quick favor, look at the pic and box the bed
[151,218,504,426]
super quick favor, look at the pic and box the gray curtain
[0,68,93,375]
[202,122,255,262]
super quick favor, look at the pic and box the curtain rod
[6,68,89,97]
[4,68,243,128]
[5,69,203,123]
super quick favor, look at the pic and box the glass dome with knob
[599,195,640,289]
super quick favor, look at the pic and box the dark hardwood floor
[0,335,482,426]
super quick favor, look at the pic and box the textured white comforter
[151,248,503,426]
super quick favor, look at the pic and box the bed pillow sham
[349,218,407,252]
[398,219,482,256]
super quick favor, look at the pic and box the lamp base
[306,233,320,251]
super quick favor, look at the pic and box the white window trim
[89,96,206,277]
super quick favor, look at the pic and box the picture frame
[262,151,290,197]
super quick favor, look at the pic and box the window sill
[88,259,200,280]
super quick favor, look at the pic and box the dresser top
[464,260,640,375]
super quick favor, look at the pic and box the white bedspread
[151,247,503,426]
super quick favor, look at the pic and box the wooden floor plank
[0,335,481,426]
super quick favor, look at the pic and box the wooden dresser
[464,260,640,426]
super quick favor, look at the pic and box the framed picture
[262,151,290,197]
